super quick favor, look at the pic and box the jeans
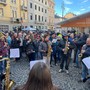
[57,51,61,63]
[82,63,90,79]
[35,52,41,60]
[0,60,6,74]
[28,53,35,62]
[76,49,80,67]
[0,80,2,90]
[60,54,68,70]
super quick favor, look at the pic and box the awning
[58,12,90,27]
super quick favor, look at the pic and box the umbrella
[22,27,36,31]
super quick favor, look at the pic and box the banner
[10,48,20,58]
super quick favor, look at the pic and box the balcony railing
[10,18,21,23]
[21,5,27,11]
[34,21,45,25]
[0,0,7,5]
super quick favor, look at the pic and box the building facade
[54,14,66,33]
[0,0,28,31]
[48,0,55,30]
[28,0,49,30]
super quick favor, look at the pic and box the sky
[55,0,90,16]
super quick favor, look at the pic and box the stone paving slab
[10,58,90,90]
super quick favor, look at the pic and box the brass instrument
[78,53,83,61]
[78,54,83,58]
[0,58,15,90]
[64,40,69,54]
[78,44,86,61]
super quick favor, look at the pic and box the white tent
[22,27,36,31]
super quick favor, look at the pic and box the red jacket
[0,40,8,56]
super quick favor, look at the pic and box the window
[45,17,47,22]
[35,15,37,20]
[38,15,40,22]
[45,9,47,13]
[12,10,14,17]
[42,0,43,3]
[15,11,17,18]
[35,5,37,10]
[30,13,33,20]
[42,16,43,21]
[0,8,3,17]
[30,26,33,28]
[42,8,43,12]
[11,0,16,4]
[30,3,32,8]
[22,0,25,6]
[14,0,16,4]
[38,6,40,11]
[45,1,47,5]
[0,25,9,31]
[23,13,25,19]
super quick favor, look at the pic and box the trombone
[0,57,15,90]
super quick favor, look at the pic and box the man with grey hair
[79,38,90,82]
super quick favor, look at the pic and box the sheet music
[10,48,20,58]
[82,57,90,70]
[30,60,46,70]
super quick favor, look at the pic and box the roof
[55,15,61,18]
[58,12,90,27]
[55,14,66,19]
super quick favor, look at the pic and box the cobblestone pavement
[10,57,90,90]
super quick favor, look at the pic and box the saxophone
[78,44,86,61]
[0,58,15,90]
[64,40,69,54]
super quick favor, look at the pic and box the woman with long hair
[15,62,61,90]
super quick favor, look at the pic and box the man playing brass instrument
[0,32,8,90]
[58,33,75,74]
[79,38,90,82]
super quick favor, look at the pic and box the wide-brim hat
[62,33,68,37]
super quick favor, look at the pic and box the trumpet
[0,57,15,90]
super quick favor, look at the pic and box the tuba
[0,57,15,90]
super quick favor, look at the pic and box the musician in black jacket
[58,33,75,74]
[26,36,35,62]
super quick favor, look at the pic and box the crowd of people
[0,29,90,90]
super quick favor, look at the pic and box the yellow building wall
[0,0,28,30]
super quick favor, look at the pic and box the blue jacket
[83,45,90,58]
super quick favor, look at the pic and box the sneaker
[59,69,63,73]
[65,70,69,74]
[78,77,88,83]
[78,78,84,83]
[55,64,58,66]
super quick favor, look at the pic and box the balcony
[10,18,21,23]
[21,5,27,11]
[0,0,7,5]
[35,21,45,25]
